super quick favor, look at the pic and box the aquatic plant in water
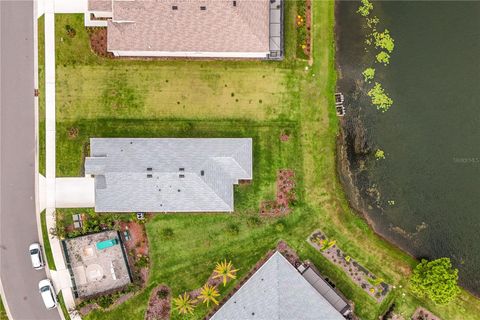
[357,0,373,17]
[376,51,391,66]
[362,67,375,82]
[373,30,395,53]
[375,149,385,160]
[368,83,393,112]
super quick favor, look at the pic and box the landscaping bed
[119,221,150,285]
[411,307,441,320]
[145,285,171,320]
[308,230,390,302]
[295,0,311,58]
[260,169,296,217]
[88,27,113,58]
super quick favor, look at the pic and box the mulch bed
[145,285,171,320]
[88,27,114,58]
[119,221,150,285]
[260,169,296,217]
[411,307,441,320]
[304,0,312,56]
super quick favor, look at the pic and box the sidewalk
[44,0,81,318]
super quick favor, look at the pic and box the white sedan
[29,243,44,270]
[38,279,57,310]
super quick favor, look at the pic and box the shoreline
[332,0,479,298]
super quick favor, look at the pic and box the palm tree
[198,284,220,307]
[213,260,239,286]
[172,292,196,315]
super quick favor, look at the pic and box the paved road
[0,1,61,319]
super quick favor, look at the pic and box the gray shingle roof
[211,252,345,320]
[85,138,252,212]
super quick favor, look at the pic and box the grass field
[0,297,7,320]
[40,211,57,270]
[37,1,480,319]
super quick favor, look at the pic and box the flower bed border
[308,229,390,303]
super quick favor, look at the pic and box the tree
[357,0,373,17]
[362,68,375,82]
[368,82,393,112]
[213,260,239,286]
[198,284,220,307]
[172,293,196,315]
[410,258,460,305]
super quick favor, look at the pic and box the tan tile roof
[107,0,270,53]
[88,0,112,12]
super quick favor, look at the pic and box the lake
[335,0,480,294]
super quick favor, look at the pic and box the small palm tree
[198,284,220,307]
[172,292,196,315]
[213,260,239,286]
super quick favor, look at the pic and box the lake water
[336,1,480,294]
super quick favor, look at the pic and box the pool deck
[62,230,131,298]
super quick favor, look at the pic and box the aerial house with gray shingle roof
[84,138,252,212]
[210,251,347,320]
[85,0,283,59]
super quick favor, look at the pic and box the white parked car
[38,279,57,310]
[29,243,44,270]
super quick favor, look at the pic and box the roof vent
[179,167,185,171]
[179,174,185,178]
[201,170,205,176]
[233,1,237,6]
[147,167,152,171]
[172,5,178,10]
[147,174,152,178]
[200,6,206,10]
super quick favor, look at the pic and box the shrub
[198,284,220,307]
[173,293,196,315]
[274,221,286,232]
[213,260,239,286]
[65,25,76,38]
[227,223,240,235]
[157,288,169,299]
[247,215,262,227]
[161,227,174,239]
[410,258,460,305]
[135,254,150,269]
[320,239,336,251]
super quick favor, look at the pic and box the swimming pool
[96,238,119,250]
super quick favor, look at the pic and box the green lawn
[0,297,7,320]
[38,1,480,319]
[40,210,57,270]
